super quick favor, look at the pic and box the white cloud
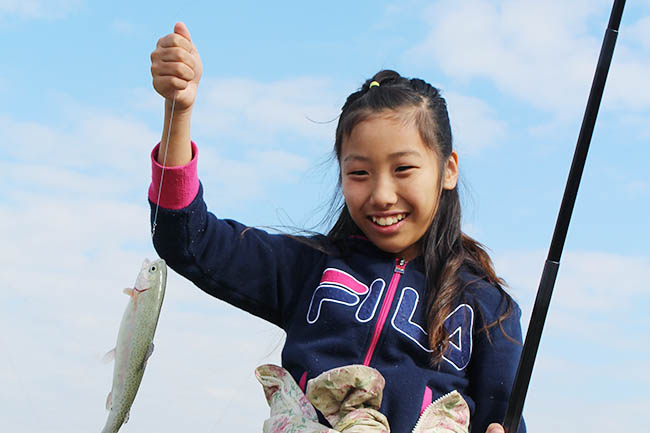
[199,146,310,205]
[0,80,325,239]
[624,15,650,51]
[374,0,428,31]
[495,249,650,348]
[615,112,650,138]
[0,111,158,175]
[111,18,136,36]
[130,87,164,113]
[408,0,650,117]
[445,91,507,155]
[0,262,284,432]
[0,178,284,432]
[0,87,326,430]
[0,0,82,20]
[0,161,138,201]
[0,107,298,215]
[525,354,650,432]
[167,75,345,205]
[194,76,340,145]
[499,250,650,309]
[494,249,650,432]
[624,180,649,198]
[604,42,650,111]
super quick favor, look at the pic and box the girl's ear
[442,151,459,190]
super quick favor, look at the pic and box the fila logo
[307,268,474,369]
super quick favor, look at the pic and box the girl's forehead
[356,108,420,128]
[341,113,432,158]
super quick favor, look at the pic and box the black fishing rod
[502,1,626,432]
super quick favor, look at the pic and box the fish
[102,258,167,433]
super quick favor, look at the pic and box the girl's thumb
[174,21,192,43]
[486,424,505,433]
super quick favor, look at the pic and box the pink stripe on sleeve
[148,141,200,210]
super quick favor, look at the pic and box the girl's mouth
[369,213,408,227]
[368,213,409,233]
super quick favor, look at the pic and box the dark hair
[327,70,517,364]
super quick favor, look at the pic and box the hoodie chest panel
[291,258,434,365]
[286,255,475,374]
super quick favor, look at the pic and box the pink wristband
[148,141,200,210]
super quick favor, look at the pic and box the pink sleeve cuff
[148,141,200,210]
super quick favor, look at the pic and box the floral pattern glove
[255,364,335,433]
[255,364,470,433]
[306,365,389,433]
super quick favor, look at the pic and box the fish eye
[150,265,157,272]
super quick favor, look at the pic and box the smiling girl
[149,22,525,433]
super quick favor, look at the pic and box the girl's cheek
[344,184,366,205]
[341,180,356,198]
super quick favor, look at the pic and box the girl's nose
[370,177,398,208]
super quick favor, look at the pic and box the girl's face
[340,111,458,261]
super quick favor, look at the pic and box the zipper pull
[394,258,407,273]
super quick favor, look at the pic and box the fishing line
[151,95,176,238]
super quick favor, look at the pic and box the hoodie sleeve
[465,281,526,433]
[148,143,325,329]
[148,142,201,210]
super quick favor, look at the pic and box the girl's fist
[150,22,203,111]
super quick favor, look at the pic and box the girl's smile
[370,212,408,227]
[340,110,458,261]
[368,212,408,234]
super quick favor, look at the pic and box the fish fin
[102,348,116,363]
[123,287,134,297]
[141,342,154,371]
[124,409,130,423]
[105,391,112,410]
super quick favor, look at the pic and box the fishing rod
[502,1,626,432]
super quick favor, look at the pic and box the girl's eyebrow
[389,150,421,159]
[342,151,421,163]
[342,154,369,163]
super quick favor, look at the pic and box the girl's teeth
[372,214,405,226]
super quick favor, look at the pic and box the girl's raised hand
[150,22,203,111]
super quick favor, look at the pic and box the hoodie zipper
[362,258,407,366]
[411,390,458,433]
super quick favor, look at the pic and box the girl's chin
[365,237,420,261]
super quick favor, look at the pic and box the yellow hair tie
[369,81,380,88]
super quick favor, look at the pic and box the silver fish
[102,258,167,433]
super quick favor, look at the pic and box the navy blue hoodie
[151,185,525,433]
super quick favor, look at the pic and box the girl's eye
[396,166,415,173]
[348,170,368,176]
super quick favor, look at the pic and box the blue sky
[1,0,649,431]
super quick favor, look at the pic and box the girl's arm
[150,21,203,167]
[149,183,325,328]
[147,23,325,328]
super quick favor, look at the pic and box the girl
[149,22,525,433]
